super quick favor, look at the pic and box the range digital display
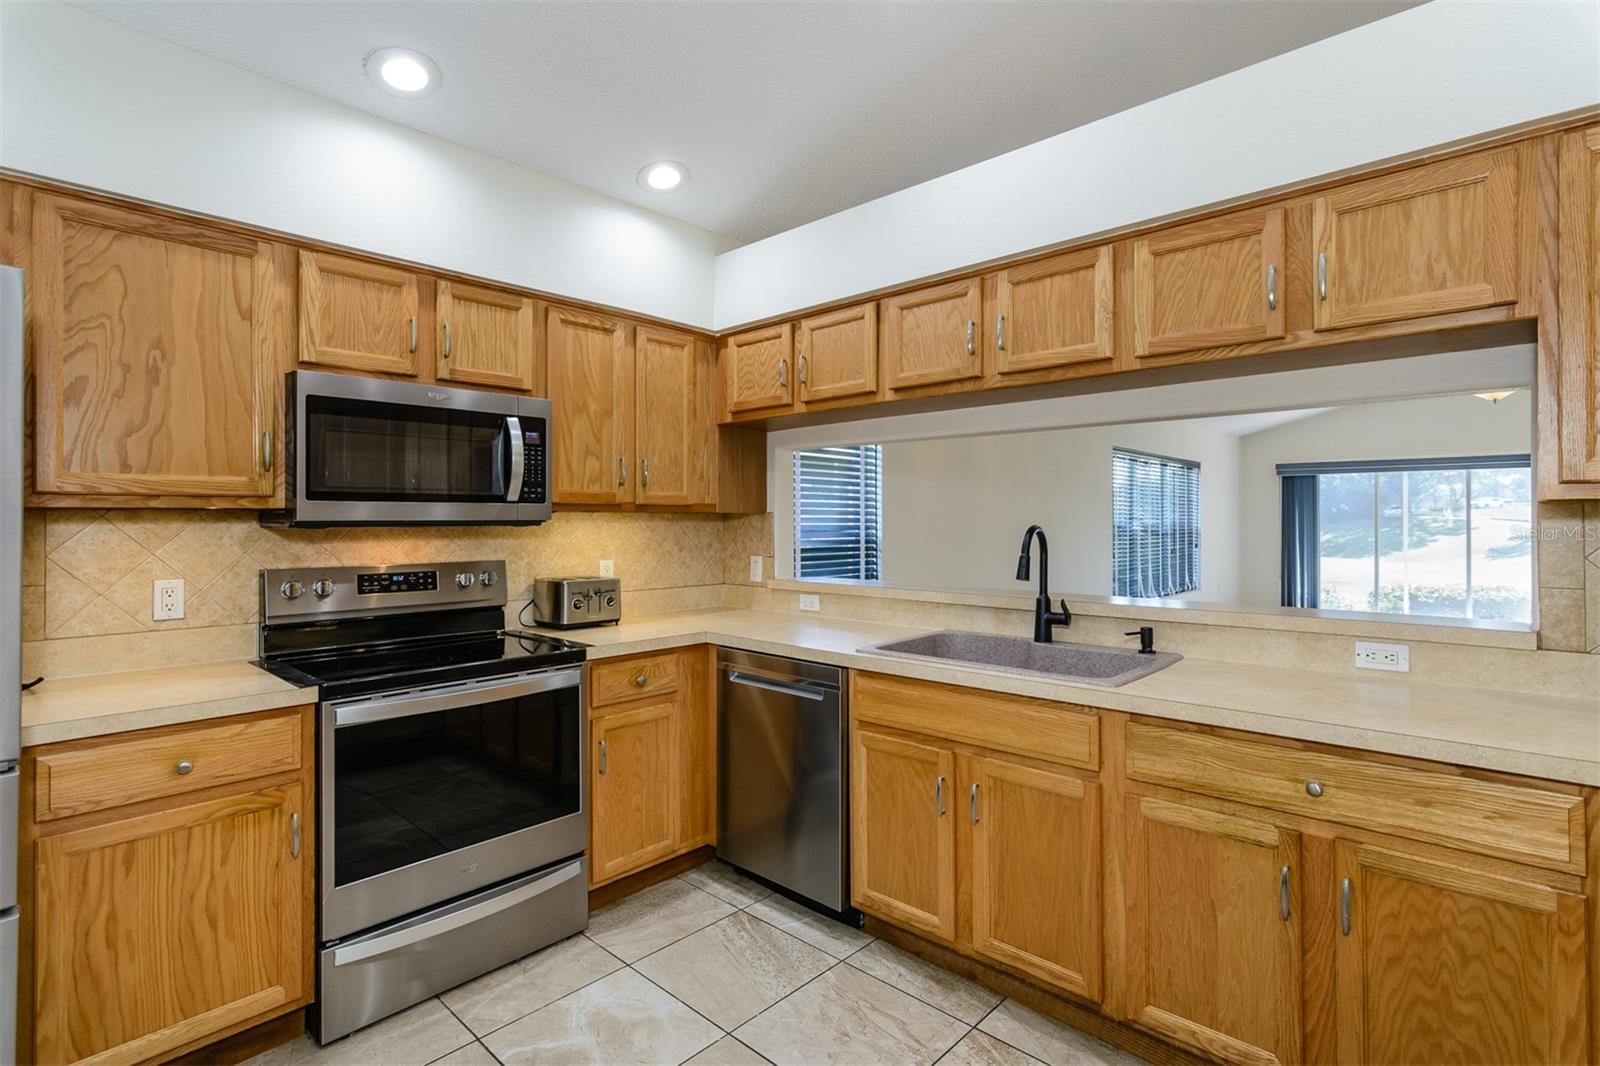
[357,570,439,595]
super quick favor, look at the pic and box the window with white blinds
[793,445,882,580]
[1112,448,1200,598]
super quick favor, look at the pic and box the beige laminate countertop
[20,609,1600,786]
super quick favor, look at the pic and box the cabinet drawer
[34,711,304,822]
[1126,723,1586,873]
[591,652,681,709]
[852,673,1098,770]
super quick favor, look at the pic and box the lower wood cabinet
[850,729,956,940]
[22,707,314,1066]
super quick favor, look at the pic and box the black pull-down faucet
[1016,525,1071,643]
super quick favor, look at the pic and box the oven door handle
[331,668,582,728]
[505,415,524,503]
[330,860,582,967]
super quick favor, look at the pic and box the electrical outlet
[798,593,820,612]
[153,578,185,621]
[749,555,763,583]
[598,559,614,578]
[1354,641,1409,672]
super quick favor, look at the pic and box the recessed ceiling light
[638,161,688,192]
[365,47,440,98]
[1474,389,1517,404]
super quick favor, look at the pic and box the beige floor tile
[679,861,773,908]
[847,940,1002,1024]
[440,933,624,1036]
[734,963,967,1066]
[634,911,834,1029]
[484,968,720,1066]
[685,1035,771,1065]
[977,1001,1144,1066]
[243,998,474,1065]
[587,878,735,963]
[938,1031,1046,1066]
[744,894,872,960]
[429,1042,500,1066]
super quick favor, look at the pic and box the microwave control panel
[521,427,546,504]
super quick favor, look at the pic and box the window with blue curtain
[1111,448,1201,598]
[793,445,882,580]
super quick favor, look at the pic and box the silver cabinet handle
[409,316,418,353]
[965,319,975,356]
[797,355,808,386]
[290,811,301,859]
[261,430,273,473]
[995,314,1006,351]
[598,739,607,775]
[1266,263,1278,310]
[1340,876,1352,935]
[1306,780,1324,798]
[969,782,979,824]
[935,774,945,816]
[1317,252,1328,301]
[618,456,627,487]
[174,759,194,776]
[1279,864,1291,921]
[641,457,650,489]
[633,671,648,688]
[777,358,788,389]
[443,321,453,357]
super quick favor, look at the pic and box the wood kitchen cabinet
[547,304,634,505]
[29,191,290,503]
[987,246,1114,376]
[435,280,540,392]
[298,249,423,376]
[634,326,703,506]
[1131,206,1285,359]
[1557,124,1600,487]
[21,707,314,1065]
[722,322,794,413]
[795,303,878,404]
[881,277,984,390]
[851,728,957,941]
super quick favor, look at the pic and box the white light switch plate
[1354,641,1409,672]
[598,560,614,578]
[749,555,763,583]
[153,578,185,620]
[798,593,820,612]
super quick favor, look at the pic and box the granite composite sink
[859,629,1180,687]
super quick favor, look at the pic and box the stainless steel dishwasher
[717,649,848,913]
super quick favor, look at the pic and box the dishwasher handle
[726,670,828,702]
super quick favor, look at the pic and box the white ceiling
[69,0,1414,245]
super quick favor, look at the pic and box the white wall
[0,0,727,327]
[713,1,1600,328]
[1237,390,1535,606]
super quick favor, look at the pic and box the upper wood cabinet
[634,327,702,506]
[436,280,539,392]
[1313,148,1520,332]
[881,277,984,390]
[1333,842,1588,1065]
[590,698,680,884]
[851,728,956,941]
[1131,207,1285,359]
[1124,794,1303,1066]
[1557,125,1600,486]
[547,305,633,505]
[796,303,878,403]
[298,250,422,376]
[723,322,794,413]
[988,246,1113,375]
[31,193,288,501]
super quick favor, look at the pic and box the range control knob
[602,593,617,609]
[311,579,336,599]
[456,572,476,589]
[570,596,586,612]
[478,570,498,588]
[279,580,305,601]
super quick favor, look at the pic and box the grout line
[421,997,479,1064]
[929,1024,977,1066]
[624,964,735,1061]
[730,957,844,1039]
[841,944,997,1029]
[469,940,628,1043]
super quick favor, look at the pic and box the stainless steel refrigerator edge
[0,266,24,1060]
[716,650,847,912]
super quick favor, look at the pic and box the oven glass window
[332,684,581,887]
[305,396,509,502]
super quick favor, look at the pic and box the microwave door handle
[505,416,524,502]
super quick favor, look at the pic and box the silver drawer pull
[409,316,418,353]
[598,739,607,775]
[1340,876,1352,935]
[175,759,194,776]
[969,782,979,824]
[633,671,648,688]
[291,811,301,859]
[995,313,1006,352]
[935,774,946,815]
[1279,864,1290,921]
[777,358,788,388]
[443,321,453,357]
[1266,263,1278,310]
[1317,252,1328,301]
[641,457,650,489]
[618,456,627,487]
[1305,780,1324,798]
[965,319,975,356]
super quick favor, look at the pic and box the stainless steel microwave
[262,370,551,526]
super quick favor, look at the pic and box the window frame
[792,444,883,581]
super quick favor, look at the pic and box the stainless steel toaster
[530,577,621,628]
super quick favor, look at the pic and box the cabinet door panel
[1314,148,1519,332]
[590,700,680,884]
[547,306,632,504]
[33,784,304,1065]
[724,324,793,413]
[436,281,538,391]
[635,326,702,506]
[851,729,956,940]
[990,246,1113,374]
[881,278,983,389]
[32,194,285,498]
[968,756,1100,1000]
[1132,208,1285,358]
[797,303,877,403]
[1334,843,1588,1066]
[298,250,421,375]
[1558,125,1600,484]
[1125,795,1302,1065]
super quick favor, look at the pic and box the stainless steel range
[255,560,588,1045]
